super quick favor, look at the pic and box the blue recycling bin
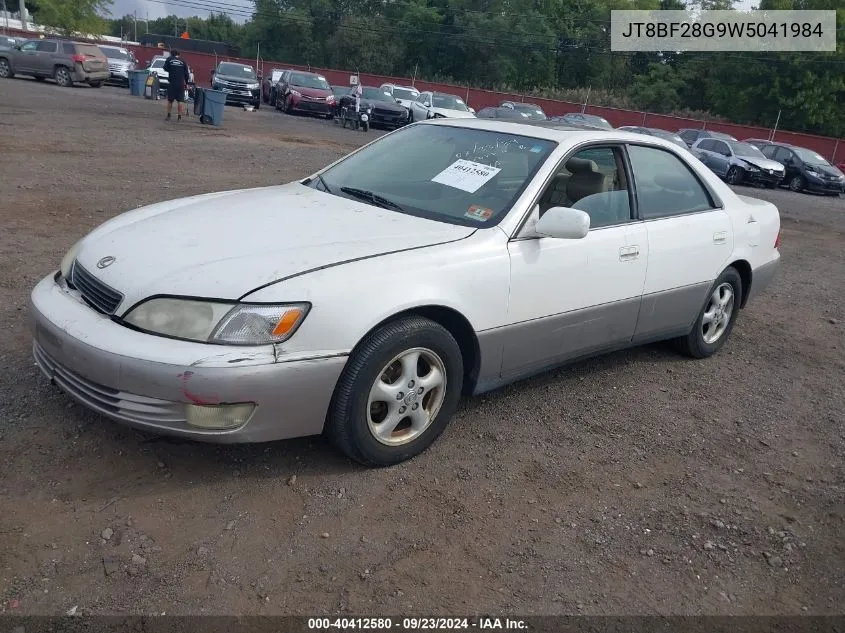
[200,89,227,126]
[128,70,146,96]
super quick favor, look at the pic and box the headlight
[326,95,336,104]
[745,164,760,172]
[123,298,310,345]
[60,241,83,279]
[247,82,259,89]
[291,89,301,98]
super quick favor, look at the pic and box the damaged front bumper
[28,272,346,442]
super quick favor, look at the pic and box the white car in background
[30,120,780,467]
[380,83,420,109]
[410,91,476,121]
[145,55,169,87]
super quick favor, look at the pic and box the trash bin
[143,73,160,100]
[128,70,146,96]
[198,88,227,126]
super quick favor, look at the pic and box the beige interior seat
[565,157,607,203]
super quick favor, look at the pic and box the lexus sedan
[30,120,781,466]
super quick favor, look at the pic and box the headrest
[566,157,600,174]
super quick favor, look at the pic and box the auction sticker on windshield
[432,159,501,193]
[465,205,494,221]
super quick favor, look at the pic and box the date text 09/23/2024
[307,617,529,630]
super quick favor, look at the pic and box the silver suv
[98,45,137,85]
[0,38,109,87]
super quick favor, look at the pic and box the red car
[274,70,335,119]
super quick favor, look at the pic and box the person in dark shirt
[163,50,191,121]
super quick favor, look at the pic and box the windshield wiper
[339,187,407,213]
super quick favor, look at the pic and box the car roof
[421,118,684,148]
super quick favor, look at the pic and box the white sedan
[29,120,781,466]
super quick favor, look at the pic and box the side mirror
[535,206,590,240]
[469,107,476,114]
[396,98,402,104]
[424,102,431,108]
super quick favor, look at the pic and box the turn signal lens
[272,307,304,337]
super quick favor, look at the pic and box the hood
[431,108,476,119]
[804,163,843,178]
[363,99,407,113]
[215,72,258,85]
[73,183,475,312]
[738,156,785,173]
[291,85,332,99]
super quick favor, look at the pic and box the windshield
[728,142,766,158]
[312,125,556,227]
[150,58,165,68]
[217,63,257,79]
[290,72,330,90]
[793,147,831,166]
[432,94,469,111]
[362,87,394,102]
[392,87,418,101]
[513,104,546,120]
[100,47,133,61]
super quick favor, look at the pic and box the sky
[107,0,254,21]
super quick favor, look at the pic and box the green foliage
[101,0,845,136]
[31,0,112,36]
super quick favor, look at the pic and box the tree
[29,0,113,36]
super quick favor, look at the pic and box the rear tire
[325,316,464,467]
[673,267,742,359]
[54,66,73,87]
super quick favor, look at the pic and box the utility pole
[2,0,9,35]
[581,85,591,113]
[133,10,137,41]
[174,16,178,37]
[770,109,782,141]
[18,0,26,31]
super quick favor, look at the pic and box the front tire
[54,66,73,87]
[789,175,804,192]
[673,267,742,359]
[326,316,464,467]
[725,166,743,185]
[0,58,12,78]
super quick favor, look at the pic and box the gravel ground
[0,78,843,617]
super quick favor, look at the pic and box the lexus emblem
[96,256,116,269]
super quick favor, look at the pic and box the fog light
[185,403,255,429]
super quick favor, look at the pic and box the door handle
[619,245,639,261]
[713,232,728,245]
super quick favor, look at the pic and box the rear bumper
[746,255,780,305]
[72,68,109,82]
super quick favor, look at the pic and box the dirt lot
[0,78,843,618]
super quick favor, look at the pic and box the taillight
[774,230,781,249]
[70,54,86,63]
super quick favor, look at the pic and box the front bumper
[215,86,260,105]
[370,110,410,128]
[744,169,783,186]
[805,175,844,194]
[291,98,332,115]
[29,273,347,443]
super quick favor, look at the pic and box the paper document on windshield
[432,159,501,193]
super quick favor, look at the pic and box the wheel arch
[352,304,481,396]
[728,259,752,308]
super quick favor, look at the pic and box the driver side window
[537,146,632,229]
[21,41,37,51]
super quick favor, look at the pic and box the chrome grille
[69,261,123,315]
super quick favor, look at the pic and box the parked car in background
[618,126,689,150]
[145,55,169,88]
[0,38,109,87]
[380,83,420,109]
[330,84,353,117]
[743,138,775,151]
[678,128,737,148]
[409,91,476,121]
[275,70,335,118]
[550,113,613,130]
[211,61,261,109]
[31,119,781,466]
[262,68,289,104]
[500,101,547,120]
[476,106,533,120]
[339,86,410,129]
[761,143,845,194]
[98,45,137,86]
[691,138,785,187]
